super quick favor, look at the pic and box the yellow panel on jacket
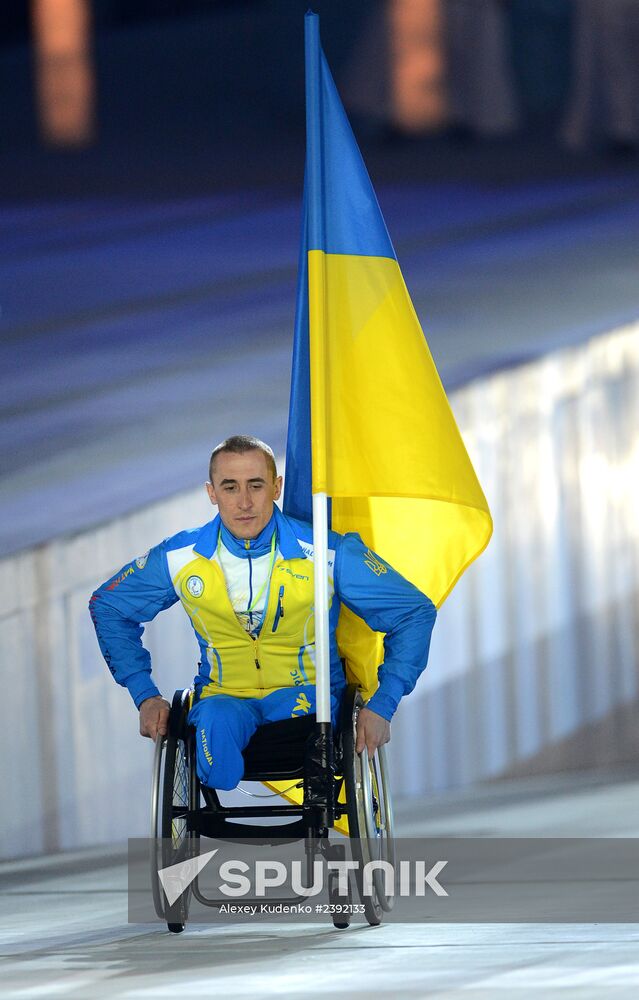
[172,554,326,698]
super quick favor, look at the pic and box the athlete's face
[206,450,282,539]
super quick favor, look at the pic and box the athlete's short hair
[208,435,277,483]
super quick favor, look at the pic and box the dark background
[2,0,633,203]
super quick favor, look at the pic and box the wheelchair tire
[150,727,198,930]
[150,736,167,920]
[342,687,395,926]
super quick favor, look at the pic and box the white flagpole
[312,491,331,724]
[305,14,332,732]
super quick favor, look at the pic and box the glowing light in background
[389,0,447,132]
[31,0,95,146]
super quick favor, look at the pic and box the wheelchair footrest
[195,815,309,842]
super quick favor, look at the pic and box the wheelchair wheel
[150,728,198,932]
[150,736,167,921]
[342,688,395,926]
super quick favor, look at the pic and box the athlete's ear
[273,475,283,501]
[205,481,218,506]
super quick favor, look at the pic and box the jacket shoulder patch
[363,549,388,576]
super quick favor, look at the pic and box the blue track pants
[188,685,339,790]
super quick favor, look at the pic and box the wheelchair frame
[150,684,394,931]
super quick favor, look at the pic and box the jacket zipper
[247,550,254,633]
[253,636,263,689]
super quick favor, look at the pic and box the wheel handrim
[358,743,395,911]
[150,737,167,920]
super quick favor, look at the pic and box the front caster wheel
[328,868,352,929]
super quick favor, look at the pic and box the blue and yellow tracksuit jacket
[89,505,436,721]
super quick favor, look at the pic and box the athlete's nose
[237,487,253,510]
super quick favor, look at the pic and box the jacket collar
[193,505,306,561]
[221,511,276,558]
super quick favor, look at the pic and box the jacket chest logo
[185,575,205,598]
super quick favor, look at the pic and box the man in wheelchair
[89,434,436,795]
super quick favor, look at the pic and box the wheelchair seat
[166,688,322,780]
[242,713,317,780]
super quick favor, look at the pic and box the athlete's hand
[356,707,390,757]
[139,695,170,741]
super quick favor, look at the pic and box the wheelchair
[150,684,394,931]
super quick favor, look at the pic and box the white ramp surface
[2,767,638,1000]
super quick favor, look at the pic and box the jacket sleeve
[333,532,437,721]
[88,542,179,708]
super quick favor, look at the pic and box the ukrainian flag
[284,13,493,698]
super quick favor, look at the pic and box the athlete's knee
[193,712,247,790]
[210,757,245,791]
[195,744,245,790]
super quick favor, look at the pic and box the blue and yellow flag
[284,13,493,698]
